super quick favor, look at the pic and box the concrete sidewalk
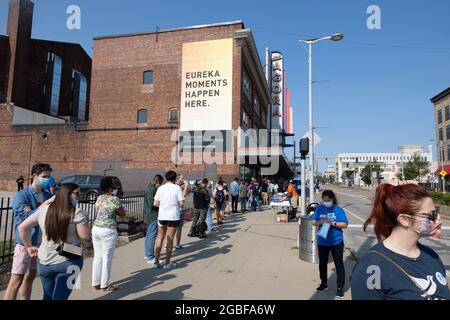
[1,208,358,300]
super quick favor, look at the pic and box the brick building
[0,3,292,191]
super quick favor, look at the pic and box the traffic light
[300,138,309,154]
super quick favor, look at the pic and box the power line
[248,25,450,51]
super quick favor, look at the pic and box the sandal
[101,285,120,292]
[92,285,101,292]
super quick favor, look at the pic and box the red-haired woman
[351,184,450,300]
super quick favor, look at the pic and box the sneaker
[163,262,177,270]
[175,245,183,249]
[336,288,344,299]
[218,221,224,225]
[316,284,328,292]
[187,233,194,237]
[150,262,162,269]
[146,258,156,264]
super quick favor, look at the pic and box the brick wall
[0,22,270,192]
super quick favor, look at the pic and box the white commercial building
[336,145,433,186]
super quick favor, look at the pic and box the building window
[242,70,252,101]
[254,96,260,116]
[242,111,251,130]
[439,128,444,141]
[71,70,88,121]
[438,110,442,124]
[446,106,450,121]
[137,109,148,124]
[143,70,153,85]
[44,53,62,116]
[168,108,179,123]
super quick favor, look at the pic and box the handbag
[56,242,82,260]
[318,222,331,239]
[181,210,192,222]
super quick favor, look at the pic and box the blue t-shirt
[351,241,450,300]
[312,204,348,246]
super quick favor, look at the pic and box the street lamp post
[299,32,343,204]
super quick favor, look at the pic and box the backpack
[215,188,225,204]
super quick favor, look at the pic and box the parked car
[56,175,123,202]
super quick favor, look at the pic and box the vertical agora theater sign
[180,38,233,131]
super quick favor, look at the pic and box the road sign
[302,132,321,146]
[440,170,447,177]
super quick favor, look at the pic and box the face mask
[71,199,79,208]
[111,189,118,196]
[409,216,440,238]
[37,177,49,189]
[323,201,333,208]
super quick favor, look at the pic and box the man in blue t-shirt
[311,190,349,298]
[4,163,53,300]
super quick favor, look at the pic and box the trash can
[298,216,319,263]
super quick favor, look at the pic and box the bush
[430,192,450,206]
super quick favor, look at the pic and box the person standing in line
[247,179,254,209]
[312,190,348,299]
[261,178,269,206]
[174,174,189,250]
[251,179,261,211]
[18,183,91,300]
[230,177,239,213]
[152,171,185,270]
[4,163,53,300]
[143,174,163,264]
[223,181,231,215]
[205,179,218,232]
[351,184,449,300]
[91,177,126,292]
[267,178,274,204]
[213,180,227,225]
[16,175,25,192]
[239,180,248,213]
[188,180,210,239]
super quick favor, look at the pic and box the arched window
[137,109,148,124]
[168,108,179,123]
[143,70,153,85]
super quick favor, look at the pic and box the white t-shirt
[154,182,185,221]
[30,205,88,265]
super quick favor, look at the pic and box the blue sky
[1,0,449,171]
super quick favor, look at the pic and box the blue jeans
[252,196,261,211]
[145,220,158,260]
[37,257,83,300]
[206,206,213,231]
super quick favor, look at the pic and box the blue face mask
[71,199,79,208]
[323,201,333,208]
[37,177,49,189]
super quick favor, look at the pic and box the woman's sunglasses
[414,207,439,222]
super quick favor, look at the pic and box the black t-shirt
[261,183,268,193]
[351,241,450,300]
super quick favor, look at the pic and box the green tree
[397,153,430,182]
[361,161,383,185]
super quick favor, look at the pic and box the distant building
[336,145,433,186]
[0,0,91,123]
[431,87,450,189]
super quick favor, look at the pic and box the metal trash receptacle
[298,216,319,263]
